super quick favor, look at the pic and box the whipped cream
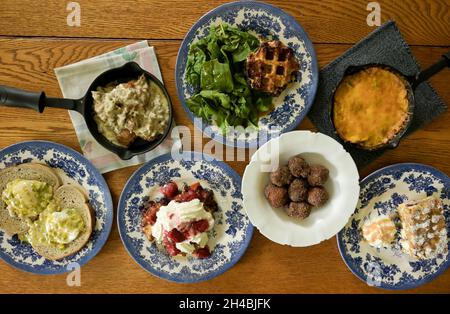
[362,215,397,248]
[151,199,214,254]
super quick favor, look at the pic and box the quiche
[333,66,410,150]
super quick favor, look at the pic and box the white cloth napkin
[54,41,178,173]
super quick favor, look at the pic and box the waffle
[246,40,299,95]
[398,197,448,260]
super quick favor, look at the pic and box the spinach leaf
[200,59,234,93]
[185,51,205,86]
[185,24,273,134]
[255,95,273,112]
[198,90,231,109]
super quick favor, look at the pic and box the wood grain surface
[0,0,449,294]
[0,0,449,45]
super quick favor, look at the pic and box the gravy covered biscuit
[92,74,170,147]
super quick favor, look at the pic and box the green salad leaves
[185,24,272,133]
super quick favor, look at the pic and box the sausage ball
[270,166,293,187]
[288,155,310,178]
[307,164,329,186]
[285,202,311,220]
[264,184,289,208]
[307,186,329,207]
[288,178,309,202]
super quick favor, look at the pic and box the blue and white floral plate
[117,151,253,283]
[0,141,113,274]
[337,163,450,290]
[175,1,318,148]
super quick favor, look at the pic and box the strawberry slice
[142,202,162,226]
[167,229,185,243]
[192,219,209,233]
[160,182,179,199]
[193,246,211,259]
[174,189,198,203]
[162,234,181,256]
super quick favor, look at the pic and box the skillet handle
[412,51,450,89]
[0,85,81,113]
[0,85,45,112]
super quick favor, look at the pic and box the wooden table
[0,0,449,294]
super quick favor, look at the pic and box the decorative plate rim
[117,150,254,283]
[0,140,114,275]
[174,0,319,149]
[336,162,450,290]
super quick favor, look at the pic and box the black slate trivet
[308,20,447,169]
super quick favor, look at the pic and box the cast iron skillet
[0,62,173,160]
[330,51,450,151]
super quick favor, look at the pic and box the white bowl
[243,131,360,247]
